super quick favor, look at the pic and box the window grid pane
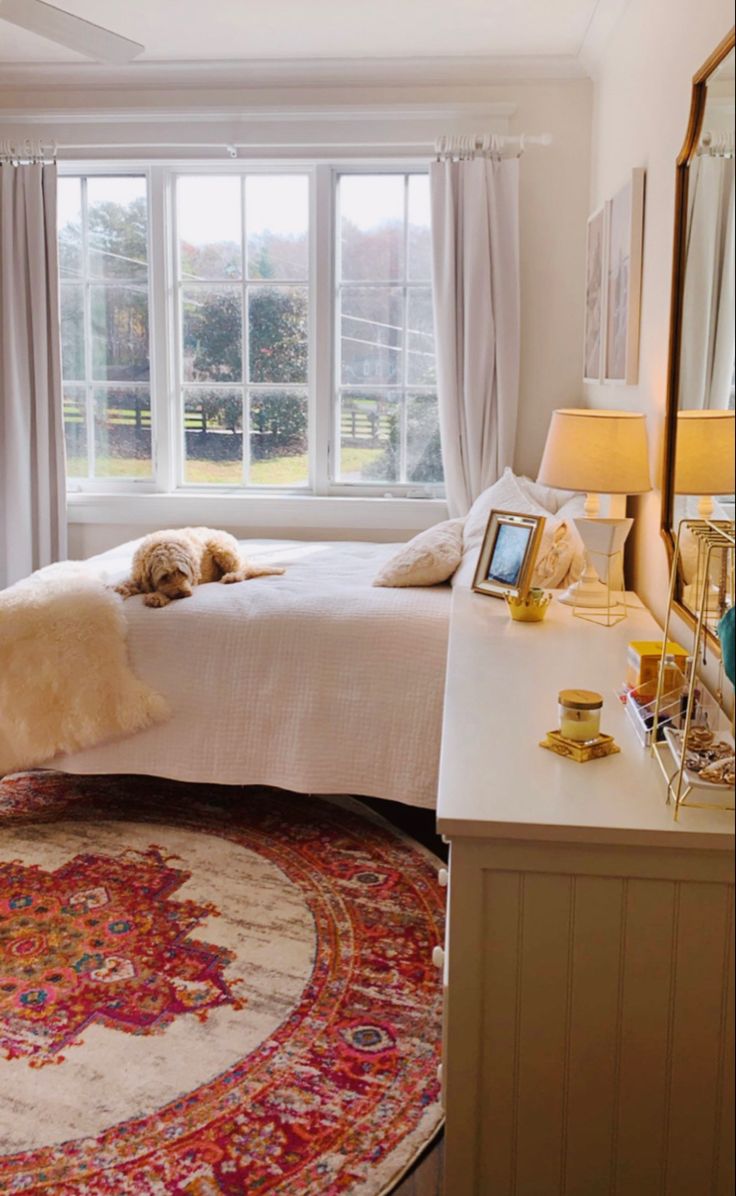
[176,174,310,487]
[58,167,440,495]
[336,172,440,486]
[57,175,151,482]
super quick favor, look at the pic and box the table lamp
[537,409,652,611]
[674,409,735,517]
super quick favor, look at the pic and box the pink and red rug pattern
[0,847,240,1066]
[0,773,444,1195]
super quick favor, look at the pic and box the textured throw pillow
[454,468,577,591]
[373,519,465,587]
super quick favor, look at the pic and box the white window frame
[331,165,440,496]
[60,159,442,503]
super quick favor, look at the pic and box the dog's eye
[160,572,171,583]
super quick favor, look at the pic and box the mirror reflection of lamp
[675,409,735,614]
[674,410,736,517]
[537,409,652,610]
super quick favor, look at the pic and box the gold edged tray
[540,730,621,763]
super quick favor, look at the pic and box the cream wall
[583,0,734,625]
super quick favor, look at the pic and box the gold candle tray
[540,730,621,763]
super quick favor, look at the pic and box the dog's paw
[143,592,171,608]
[115,582,139,599]
[221,571,244,584]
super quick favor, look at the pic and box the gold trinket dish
[539,730,621,763]
[505,589,551,622]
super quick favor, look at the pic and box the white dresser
[437,588,734,1196]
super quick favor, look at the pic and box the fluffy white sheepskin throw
[0,563,169,775]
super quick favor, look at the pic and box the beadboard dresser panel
[437,589,734,1196]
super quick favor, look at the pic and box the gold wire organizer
[651,519,735,819]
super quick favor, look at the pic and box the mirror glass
[669,45,735,632]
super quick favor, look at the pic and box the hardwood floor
[393,1135,444,1195]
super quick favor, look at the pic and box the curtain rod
[2,132,552,160]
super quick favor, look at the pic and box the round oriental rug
[0,773,445,1196]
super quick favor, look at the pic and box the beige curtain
[429,151,520,517]
[0,161,66,589]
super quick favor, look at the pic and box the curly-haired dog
[115,527,285,608]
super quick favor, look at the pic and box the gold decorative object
[651,518,735,819]
[540,730,620,763]
[505,589,551,622]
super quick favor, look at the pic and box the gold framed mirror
[661,28,735,647]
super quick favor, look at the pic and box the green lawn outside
[67,445,384,486]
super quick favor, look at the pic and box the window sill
[66,490,449,539]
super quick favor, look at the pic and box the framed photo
[472,510,546,600]
[583,204,608,382]
[604,167,645,384]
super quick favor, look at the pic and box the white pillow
[373,519,465,587]
[455,468,576,591]
[516,474,575,515]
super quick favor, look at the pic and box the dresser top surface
[436,588,735,848]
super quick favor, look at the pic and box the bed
[54,538,452,810]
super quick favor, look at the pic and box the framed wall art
[583,204,607,382]
[604,167,645,385]
[583,168,645,386]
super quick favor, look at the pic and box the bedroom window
[59,175,152,481]
[176,174,310,487]
[336,173,441,486]
[58,165,442,499]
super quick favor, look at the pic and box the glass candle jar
[558,689,603,743]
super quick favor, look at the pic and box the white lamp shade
[674,409,735,495]
[537,409,652,495]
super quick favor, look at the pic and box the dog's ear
[131,546,154,593]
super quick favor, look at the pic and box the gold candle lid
[558,689,603,710]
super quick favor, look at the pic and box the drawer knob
[438,868,449,888]
[432,945,445,969]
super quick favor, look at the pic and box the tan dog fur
[115,527,284,608]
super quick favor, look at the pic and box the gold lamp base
[540,730,621,763]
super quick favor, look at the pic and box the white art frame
[603,167,645,385]
[583,204,608,382]
[583,168,646,386]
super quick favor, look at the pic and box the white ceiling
[0,0,622,66]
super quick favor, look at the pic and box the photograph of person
[487,522,533,586]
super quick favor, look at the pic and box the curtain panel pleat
[679,154,735,411]
[429,155,520,517]
[0,161,66,589]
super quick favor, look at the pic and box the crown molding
[0,53,590,94]
[0,101,518,124]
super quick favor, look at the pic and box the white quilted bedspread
[55,539,451,809]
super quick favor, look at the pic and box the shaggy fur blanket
[0,563,169,775]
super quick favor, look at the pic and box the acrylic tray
[663,726,735,794]
[619,685,683,748]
